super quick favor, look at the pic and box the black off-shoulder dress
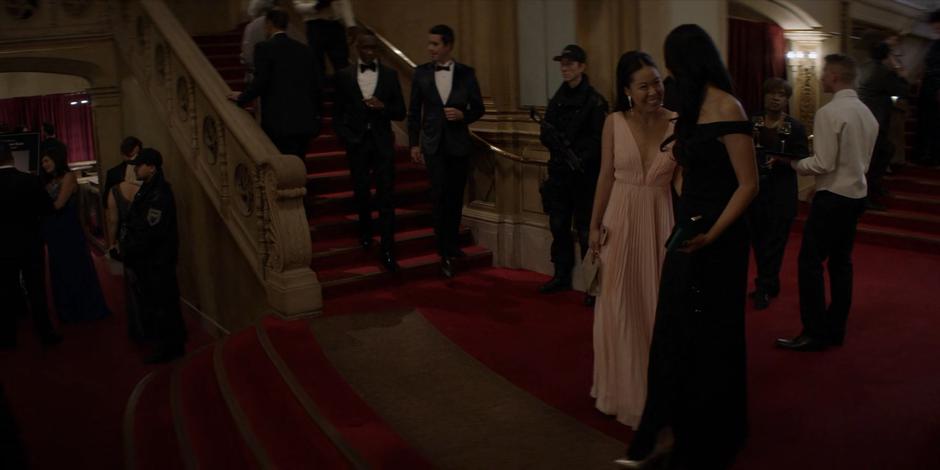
[628,121,753,469]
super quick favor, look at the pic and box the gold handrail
[359,20,541,166]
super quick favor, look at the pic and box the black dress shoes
[440,257,456,278]
[539,276,572,294]
[145,345,185,364]
[751,291,770,310]
[381,251,400,273]
[449,248,467,259]
[775,334,828,351]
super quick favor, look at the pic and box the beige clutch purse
[583,226,607,296]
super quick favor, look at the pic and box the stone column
[87,86,123,172]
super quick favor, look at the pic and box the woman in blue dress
[40,144,110,323]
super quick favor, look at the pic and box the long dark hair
[615,51,658,113]
[662,24,735,164]
[40,143,69,185]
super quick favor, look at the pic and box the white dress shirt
[357,60,378,99]
[294,0,354,26]
[792,89,879,199]
[434,61,454,104]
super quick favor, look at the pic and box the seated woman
[40,144,110,323]
[589,51,678,428]
[107,164,146,340]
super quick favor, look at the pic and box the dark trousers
[0,253,56,346]
[426,151,469,257]
[867,131,894,198]
[798,191,865,342]
[132,263,186,353]
[306,19,349,77]
[270,134,311,162]
[544,166,595,275]
[347,132,396,250]
[747,205,794,296]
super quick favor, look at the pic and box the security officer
[120,148,187,363]
[538,44,608,305]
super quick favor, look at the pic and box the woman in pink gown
[589,51,677,427]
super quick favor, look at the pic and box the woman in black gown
[40,145,110,323]
[616,25,759,469]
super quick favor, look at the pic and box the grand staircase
[193,27,492,300]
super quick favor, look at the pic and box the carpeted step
[126,372,186,470]
[309,205,433,242]
[177,346,261,469]
[197,43,241,56]
[309,135,344,154]
[793,217,940,254]
[884,191,940,214]
[883,175,940,197]
[320,245,493,298]
[861,209,940,234]
[206,54,244,68]
[305,146,409,173]
[306,163,427,196]
[193,33,242,45]
[307,180,431,217]
[895,164,940,181]
[217,332,354,469]
[259,317,434,468]
[311,226,473,271]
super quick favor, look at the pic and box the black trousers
[747,201,794,296]
[131,263,186,353]
[270,134,311,162]
[0,252,56,346]
[867,131,894,198]
[347,132,396,250]
[426,151,469,257]
[544,166,595,275]
[798,191,865,342]
[306,19,349,77]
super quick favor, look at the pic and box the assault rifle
[530,107,583,173]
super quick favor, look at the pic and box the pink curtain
[728,18,787,115]
[0,93,96,163]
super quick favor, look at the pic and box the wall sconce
[787,50,818,60]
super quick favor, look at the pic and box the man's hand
[364,97,385,110]
[410,146,424,165]
[444,107,464,121]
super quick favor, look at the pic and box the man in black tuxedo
[333,32,406,271]
[0,142,61,349]
[230,8,322,161]
[408,24,484,278]
[103,136,142,208]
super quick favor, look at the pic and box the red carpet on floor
[3,236,939,469]
[326,234,940,470]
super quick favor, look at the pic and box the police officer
[538,44,608,305]
[120,148,187,364]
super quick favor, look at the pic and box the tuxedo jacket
[752,113,809,218]
[237,33,322,138]
[0,167,53,259]
[332,62,406,147]
[407,61,484,157]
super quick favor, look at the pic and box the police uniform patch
[147,208,162,226]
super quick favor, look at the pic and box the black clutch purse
[665,215,705,252]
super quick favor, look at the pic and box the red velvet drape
[728,18,787,115]
[0,93,96,163]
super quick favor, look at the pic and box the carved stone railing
[110,0,321,317]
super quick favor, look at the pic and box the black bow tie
[360,62,376,72]
[435,64,451,72]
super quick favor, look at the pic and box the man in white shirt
[294,0,355,78]
[332,33,406,272]
[776,54,879,352]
